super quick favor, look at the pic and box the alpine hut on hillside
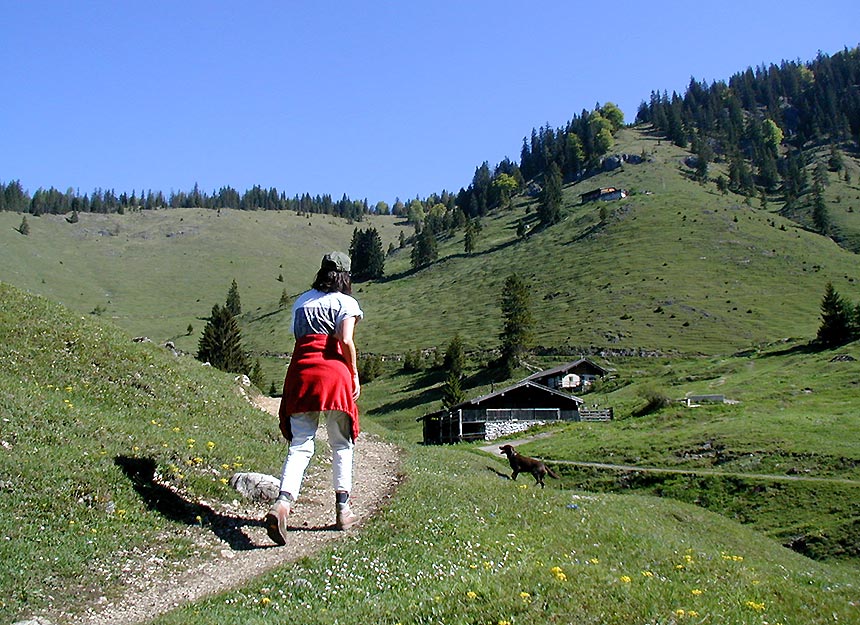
[579,187,628,203]
[420,358,612,445]
[421,380,584,445]
[523,358,609,393]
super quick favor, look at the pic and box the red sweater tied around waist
[278,334,359,441]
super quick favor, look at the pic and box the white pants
[278,410,354,500]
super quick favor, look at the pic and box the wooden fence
[578,408,614,421]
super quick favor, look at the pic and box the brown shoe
[335,501,358,530]
[264,499,291,545]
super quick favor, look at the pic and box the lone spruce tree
[225,279,242,316]
[197,304,250,374]
[441,334,467,410]
[498,274,533,377]
[349,227,385,280]
[443,334,466,378]
[816,282,853,347]
[441,370,466,410]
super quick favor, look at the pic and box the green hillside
[4,126,859,369]
[249,126,860,361]
[0,207,405,357]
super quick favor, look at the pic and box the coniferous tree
[441,370,466,411]
[464,218,477,254]
[249,358,266,390]
[828,145,844,172]
[225,279,242,316]
[817,282,853,347]
[811,180,830,235]
[279,289,290,309]
[358,354,384,383]
[18,215,29,235]
[349,227,385,281]
[538,163,563,227]
[410,228,438,269]
[516,220,528,239]
[197,304,250,374]
[443,334,466,378]
[498,274,533,377]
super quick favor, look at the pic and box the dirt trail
[60,397,402,625]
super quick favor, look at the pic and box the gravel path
[57,397,403,625]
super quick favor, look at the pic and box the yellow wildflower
[745,600,765,612]
[641,570,654,578]
[550,566,567,581]
[691,588,703,596]
[619,575,632,583]
[466,591,477,600]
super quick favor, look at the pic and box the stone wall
[485,420,545,441]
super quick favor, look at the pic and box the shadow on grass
[114,455,288,551]
[755,341,820,359]
[366,384,442,416]
[486,465,512,480]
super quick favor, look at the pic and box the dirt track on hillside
[53,396,403,625]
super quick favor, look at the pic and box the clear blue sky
[3,1,858,206]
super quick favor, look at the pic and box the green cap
[322,251,351,272]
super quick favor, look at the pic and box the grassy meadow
[0,281,856,624]
[150,444,857,625]
[0,206,406,358]
[2,125,860,623]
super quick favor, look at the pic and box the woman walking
[265,251,363,545]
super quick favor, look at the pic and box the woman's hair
[312,268,352,295]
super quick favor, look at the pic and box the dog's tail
[546,466,561,480]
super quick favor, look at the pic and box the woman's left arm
[336,315,360,400]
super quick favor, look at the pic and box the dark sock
[335,491,349,504]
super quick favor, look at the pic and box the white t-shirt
[291,289,363,338]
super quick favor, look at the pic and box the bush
[634,386,672,416]
[359,354,384,383]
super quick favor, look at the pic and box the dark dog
[499,444,560,488]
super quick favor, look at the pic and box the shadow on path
[114,455,295,551]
